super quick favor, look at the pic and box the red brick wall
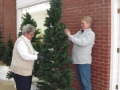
[3,0,16,41]
[0,0,4,34]
[62,0,111,90]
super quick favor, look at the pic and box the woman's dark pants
[12,72,32,90]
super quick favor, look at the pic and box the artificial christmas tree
[2,34,14,79]
[3,34,14,66]
[0,28,6,61]
[36,0,74,90]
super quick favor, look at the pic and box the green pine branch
[2,34,14,66]
[36,0,74,90]
[0,30,6,60]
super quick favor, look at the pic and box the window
[17,2,50,34]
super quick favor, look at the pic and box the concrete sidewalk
[0,80,15,90]
[0,63,15,90]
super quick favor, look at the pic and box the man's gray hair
[22,24,35,35]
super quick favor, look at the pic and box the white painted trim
[117,0,120,89]
[16,9,21,37]
[16,0,50,9]
[110,0,119,90]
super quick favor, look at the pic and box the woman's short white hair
[22,24,35,35]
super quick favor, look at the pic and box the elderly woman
[65,16,95,90]
[10,24,44,90]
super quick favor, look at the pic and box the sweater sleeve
[69,32,95,46]
[68,34,76,41]
[17,41,38,61]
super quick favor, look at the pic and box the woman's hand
[64,29,71,36]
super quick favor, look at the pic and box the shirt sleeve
[69,32,95,46]
[17,41,38,61]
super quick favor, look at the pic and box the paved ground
[0,80,15,90]
[0,62,15,90]
[0,63,37,90]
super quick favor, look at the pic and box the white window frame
[110,0,119,90]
